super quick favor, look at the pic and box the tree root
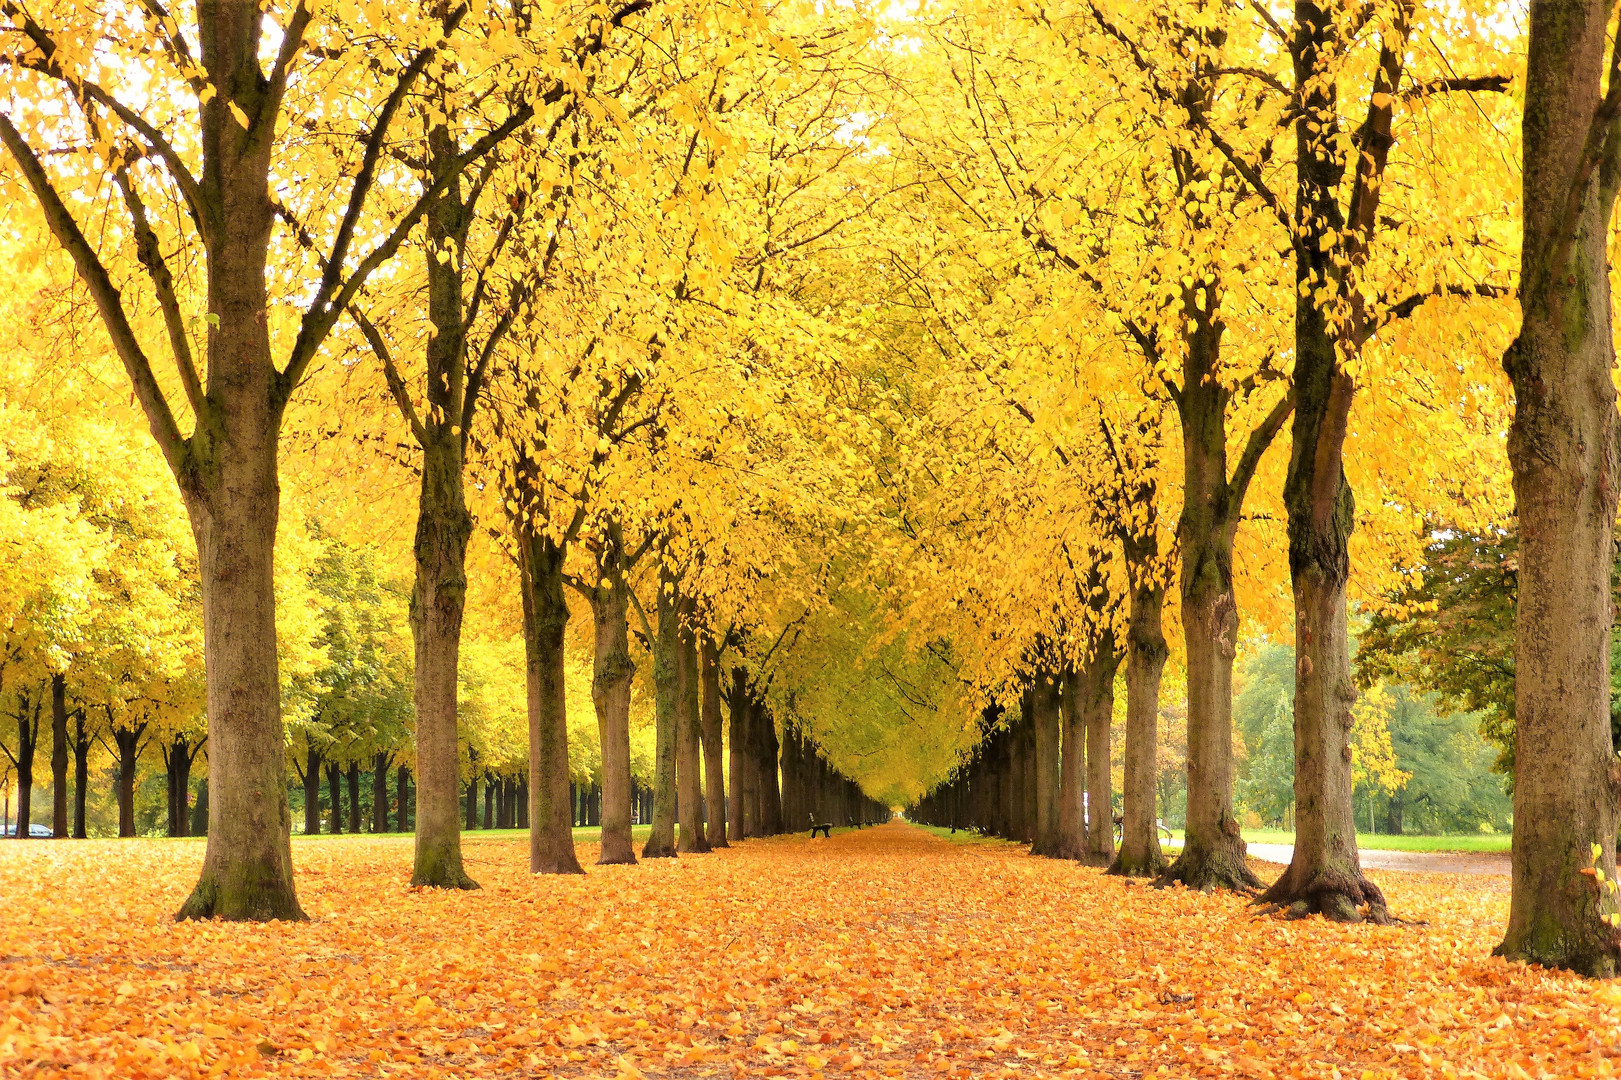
[1107,849,1169,878]
[1156,848,1263,895]
[1254,868,1394,924]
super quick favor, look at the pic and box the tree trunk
[396,765,412,833]
[1494,0,1621,975]
[675,598,707,852]
[12,696,38,838]
[166,737,194,838]
[1111,574,1168,877]
[700,638,728,847]
[1162,482,1259,892]
[303,746,323,836]
[50,673,67,838]
[758,698,783,835]
[1083,639,1119,865]
[372,753,390,833]
[465,759,479,831]
[346,761,361,834]
[1028,671,1063,856]
[588,525,638,865]
[172,349,304,920]
[114,724,142,838]
[482,773,494,829]
[519,529,583,874]
[409,425,477,888]
[71,712,88,838]
[191,778,209,836]
[644,568,679,858]
[327,761,343,835]
[1054,682,1084,857]
[728,667,747,841]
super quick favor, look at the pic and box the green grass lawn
[910,822,1510,854]
[1224,829,1510,853]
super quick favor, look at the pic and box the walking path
[3,820,1591,1080]
[1246,842,1510,876]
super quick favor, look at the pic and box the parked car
[0,824,53,837]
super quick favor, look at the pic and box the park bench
[808,812,832,838]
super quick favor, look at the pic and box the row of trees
[3,0,1620,977]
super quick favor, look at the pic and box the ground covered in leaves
[0,822,1612,1079]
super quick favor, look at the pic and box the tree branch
[0,114,189,477]
[1229,386,1295,509]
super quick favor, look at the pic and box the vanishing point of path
[0,822,1612,1079]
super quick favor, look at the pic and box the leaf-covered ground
[0,822,1611,1079]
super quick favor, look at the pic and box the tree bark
[1028,670,1063,856]
[588,524,638,864]
[1110,570,1168,877]
[396,765,412,833]
[728,666,748,841]
[675,597,707,852]
[1082,637,1120,865]
[643,568,680,858]
[519,529,583,874]
[71,712,88,838]
[302,745,323,836]
[758,697,783,835]
[50,673,67,838]
[372,753,390,833]
[346,761,361,834]
[700,638,728,846]
[1159,327,1269,893]
[1494,0,1621,976]
[408,424,477,887]
[327,761,343,835]
[1055,679,1085,857]
[172,263,303,920]
[10,693,39,837]
[114,723,143,838]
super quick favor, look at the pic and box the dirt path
[1245,842,1511,876]
[0,820,1606,1080]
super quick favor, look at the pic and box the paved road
[1245,842,1510,876]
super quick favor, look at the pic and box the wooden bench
[808,813,832,838]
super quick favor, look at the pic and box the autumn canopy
[2,0,1621,1072]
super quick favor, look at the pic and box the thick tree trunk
[1161,449,1260,892]
[1083,639,1119,865]
[50,673,67,838]
[588,527,637,865]
[675,600,707,852]
[409,428,477,888]
[519,530,583,874]
[1111,575,1168,877]
[1495,0,1621,975]
[72,713,88,838]
[644,569,679,858]
[700,638,728,847]
[173,423,304,919]
[303,746,323,836]
[1028,671,1063,856]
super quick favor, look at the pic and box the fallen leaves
[0,824,1617,1079]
